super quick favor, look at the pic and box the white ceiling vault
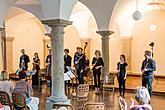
[1,0,164,35]
[15,0,40,5]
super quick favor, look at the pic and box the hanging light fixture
[149,1,157,31]
[132,0,142,21]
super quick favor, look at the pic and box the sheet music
[66,71,75,79]
[27,70,37,76]
[66,66,76,78]
[64,73,70,81]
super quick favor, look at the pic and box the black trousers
[93,70,101,88]
[32,70,39,85]
[118,78,126,96]
[77,69,84,84]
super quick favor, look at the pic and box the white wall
[132,10,165,75]
[64,25,81,65]
[5,9,45,72]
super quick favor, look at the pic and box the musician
[92,50,104,93]
[64,49,72,87]
[46,49,52,85]
[32,52,40,86]
[117,54,128,98]
[141,51,156,97]
[19,49,30,71]
[74,47,85,84]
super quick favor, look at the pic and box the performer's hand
[95,66,100,70]
[144,68,148,72]
[124,75,127,80]
[80,69,83,73]
[75,61,79,64]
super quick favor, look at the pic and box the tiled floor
[12,74,165,110]
[32,83,165,110]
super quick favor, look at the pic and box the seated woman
[14,70,39,110]
[118,86,152,110]
[0,71,14,100]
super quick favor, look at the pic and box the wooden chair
[76,84,89,109]
[52,103,73,110]
[0,91,12,109]
[12,93,28,110]
[77,84,89,101]
[84,102,105,110]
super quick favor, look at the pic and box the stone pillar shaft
[42,19,72,108]
[2,37,14,72]
[96,30,114,78]
[0,28,5,70]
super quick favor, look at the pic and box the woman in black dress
[32,52,40,85]
[117,54,128,97]
[92,50,104,93]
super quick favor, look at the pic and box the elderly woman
[14,70,39,110]
[0,71,14,100]
[119,86,152,110]
[0,71,14,110]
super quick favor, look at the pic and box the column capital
[41,19,72,28]
[2,37,14,41]
[45,33,52,37]
[96,30,114,39]
[0,27,5,31]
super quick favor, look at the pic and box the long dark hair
[120,54,126,62]
[34,52,39,59]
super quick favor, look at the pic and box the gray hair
[0,71,8,80]
[135,86,150,104]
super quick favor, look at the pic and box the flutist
[92,50,104,93]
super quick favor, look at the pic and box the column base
[46,96,70,110]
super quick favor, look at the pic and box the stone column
[0,28,5,70]
[121,37,132,72]
[43,37,50,67]
[42,19,72,109]
[96,30,114,79]
[2,37,14,72]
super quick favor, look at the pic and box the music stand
[65,66,78,98]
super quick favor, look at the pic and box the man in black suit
[64,49,72,87]
[19,49,30,71]
[64,49,72,72]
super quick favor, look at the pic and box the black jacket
[64,55,72,73]
[141,58,156,75]
[92,57,104,71]
[74,53,85,70]
[19,54,30,69]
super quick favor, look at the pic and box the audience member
[0,71,14,100]
[15,70,39,110]
[118,86,152,110]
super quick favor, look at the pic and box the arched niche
[5,7,46,72]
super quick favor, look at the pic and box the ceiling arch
[110,0,163,37]
[5,7,46,36]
